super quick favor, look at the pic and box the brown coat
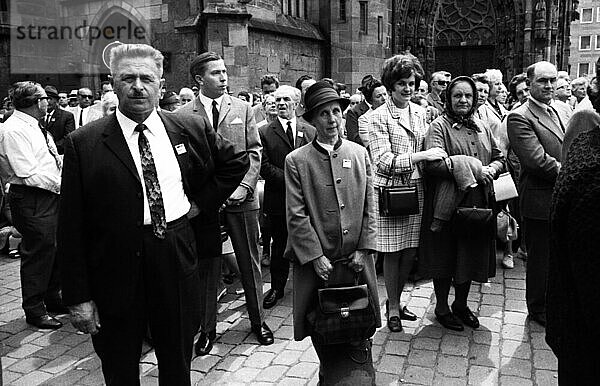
[284,139,380,340]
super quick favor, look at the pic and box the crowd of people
[0,42,599,385]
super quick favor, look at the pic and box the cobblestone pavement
[0,250,558,385]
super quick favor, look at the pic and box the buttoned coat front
[284,139,380,340]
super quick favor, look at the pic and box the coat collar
[191,93,232,129]
[312,137,343,155]
[386,100,419,133]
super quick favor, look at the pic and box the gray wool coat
[284,138,380,341]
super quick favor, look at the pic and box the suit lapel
[219,94,232,128]
[273,119,293,150]
[191,97,210,125]
[102,114,141,184]
[528,102,564,142]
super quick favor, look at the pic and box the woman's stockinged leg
[397,248,416,309]
[433,278,452,315]
[383,251,401,318]
[453,280,471,310]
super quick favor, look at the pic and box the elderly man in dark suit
[42,85,75,154]
[345,75,373,147]
[57,43,248,384]
[179,52,274,354]
[507,61,565,327]
[259,85,316,309]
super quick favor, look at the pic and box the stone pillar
[201,2,251,92]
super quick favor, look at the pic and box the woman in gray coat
[285,81,380,385]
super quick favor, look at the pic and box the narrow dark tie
[79,108,84,127]
[286,121,294,148]
[135,124,167,239]
[212,100,219,131]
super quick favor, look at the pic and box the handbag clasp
[340,306,350,318]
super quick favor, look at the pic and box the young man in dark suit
[179,52,274,355]
[57,43,248,384]
[42,85,75,154]
[345,75,373,146]
[259,85,316,309]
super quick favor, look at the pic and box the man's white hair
[485,69,503,84]
[109,44,164,78]
[274,85,301,103]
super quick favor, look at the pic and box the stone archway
[395,0,524,78]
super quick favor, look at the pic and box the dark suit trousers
[523,217,550,317]
[268,214,289,292]
[225,209,264,326]
[8,185,60,317]
[198,255,221,334]
[91,217,201,386]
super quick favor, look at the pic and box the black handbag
[306,262,377,346]
[455,207,494,226]
[377,156,419,216]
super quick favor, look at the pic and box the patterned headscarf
[444,76,481,132]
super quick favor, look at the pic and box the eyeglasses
[79,94,93,99]
[38,97,49,101]
[434,80,449,86]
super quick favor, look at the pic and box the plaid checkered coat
[367,100,428,252]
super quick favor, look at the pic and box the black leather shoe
[26,314,63,330]
[263,289,283,310]
[194,331,215,356]
[435,311,464,331]
[387,316,402,332]
[529,313,546,327]
[451,305,479,329]
[400,306,417,321]
[46,304,70,315]
[252,322,274,345]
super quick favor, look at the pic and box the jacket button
[332,153,338,158]
[336,178,342,184]
[137,192,142,199]
[343,229,349,235]
[137,221,142,227]
[135,251,141,257]
[474,152,478,156]
[340,204,345,209]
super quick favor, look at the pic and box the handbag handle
[322,257,361,287]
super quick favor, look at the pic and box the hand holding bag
[377,156,419,216]
[306,260,377,346]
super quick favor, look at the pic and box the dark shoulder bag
[377,155,419,216]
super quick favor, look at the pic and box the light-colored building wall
[569,0,600,79]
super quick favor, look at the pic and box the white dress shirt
[116,109,191,224]
[0,110,61,193]
[198,92,225,129]
[75,106,88,129]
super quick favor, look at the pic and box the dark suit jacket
[259,119,316,215]
[507,99,565,221]
[178,94,262,213]
[46,108,75,154]
[57,111,248,315]
[345,100,370,146]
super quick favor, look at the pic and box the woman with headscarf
[547,73,600,384]
[368,54,447,332]
[420,76,505,331]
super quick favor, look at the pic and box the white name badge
[175,143,187,155]
[298,131,304,138]
[342,159,351,168]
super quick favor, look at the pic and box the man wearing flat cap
[285,81,380,383]
[43,85,75,154]
[345,75,374,147]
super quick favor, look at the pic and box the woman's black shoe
[435,311,464,331]
[400,306,417,321]
[387,316,402,332]
[451,305,480,329]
